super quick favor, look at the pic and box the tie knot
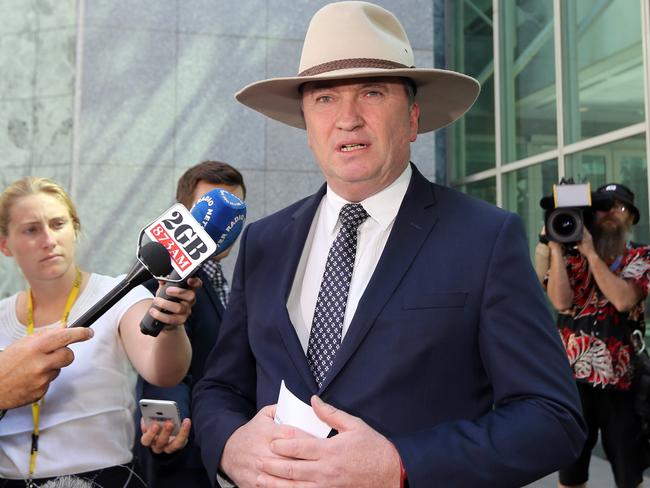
[339,203,369,229]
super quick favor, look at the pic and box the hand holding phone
[139,399,181,436]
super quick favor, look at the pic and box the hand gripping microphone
[139,188,246,337]
[69,241,172,328]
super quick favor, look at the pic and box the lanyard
[25,267,82,482]
[608,242,632,272]
[609,254,623,272]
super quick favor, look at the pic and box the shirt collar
[323,164,412,235]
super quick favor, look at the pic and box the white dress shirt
[287,164,412,353]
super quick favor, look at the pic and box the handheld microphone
[139,188,246,337]
[69,241,172,328]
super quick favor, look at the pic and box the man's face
[191,180,245,260]
[592,199,634,258]
[594,199,634,234]
[301,77,420,202]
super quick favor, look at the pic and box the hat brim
[235,67,480,134]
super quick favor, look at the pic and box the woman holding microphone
[0,176,197,487]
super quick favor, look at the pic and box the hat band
[298,58,414,77]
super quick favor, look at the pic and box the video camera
[539,178,612,244]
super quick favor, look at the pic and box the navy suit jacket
[134,268,223,487]
[193,165,586,487]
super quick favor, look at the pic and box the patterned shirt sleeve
[620,246,650,295]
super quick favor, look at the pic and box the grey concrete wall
[0,0,436,296]
[0,0,78,296]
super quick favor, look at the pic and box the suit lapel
[273,186,327,392]
[319,166,438,391]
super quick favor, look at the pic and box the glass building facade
[447,0,650,257]
[0,0,647,296]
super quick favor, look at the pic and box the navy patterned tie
[307,203,369,387]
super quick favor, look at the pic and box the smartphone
[139,399,181,436]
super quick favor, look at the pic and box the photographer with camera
[544,182,650,488]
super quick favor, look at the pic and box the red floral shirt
[556,244,650,390]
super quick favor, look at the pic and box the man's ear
[409,102,420,142]
[0,236,13,257]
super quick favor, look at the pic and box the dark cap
[595,183,640,224]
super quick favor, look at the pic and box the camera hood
[539,192,613,211]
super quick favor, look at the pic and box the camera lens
[546,207,583,243]
[553,213,577,236]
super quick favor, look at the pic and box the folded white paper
[274,380,331,439]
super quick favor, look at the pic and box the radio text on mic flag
[139,188,246,336]
[142,204,217,280]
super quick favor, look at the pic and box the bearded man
[547,183,650,488]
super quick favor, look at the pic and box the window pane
[502,160,558,256]
[565,134,648,244]
[500,0,557,162]
[562,0,644,143]
[459,177,497,205]
[451,0,495,180]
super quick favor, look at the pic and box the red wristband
[399,455,408,488]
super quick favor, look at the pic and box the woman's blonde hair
[0,177,81,237]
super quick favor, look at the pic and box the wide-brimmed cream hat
[235,1,480,133]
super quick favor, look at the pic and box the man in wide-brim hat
[193,2,586,487]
